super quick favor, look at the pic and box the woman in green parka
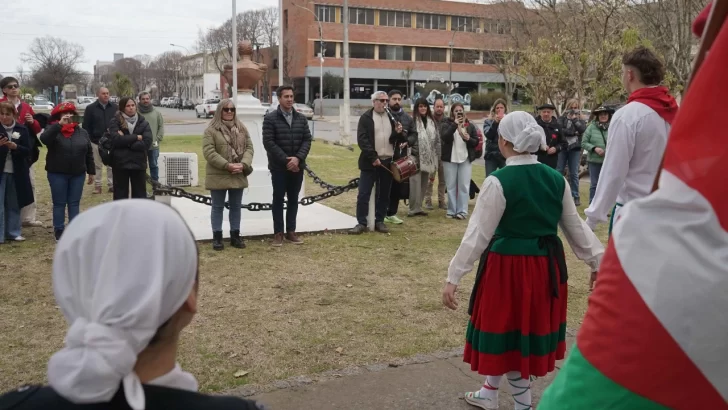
[202,98,254,251]
[581,106,614,204]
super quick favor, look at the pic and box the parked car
[76,96,96,110]
[265,103,314,120]
[183,99,195,110]
[31,96,54,111]
[195,99,220,118]
[161,97,170,107]
[152,99,160,106]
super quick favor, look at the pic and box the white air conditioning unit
[474,59,483,65]
[159,152,199,187]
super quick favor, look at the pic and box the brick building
[280,0,526,103]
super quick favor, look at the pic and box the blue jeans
[210,189,244,232]
[557,150,581,199]
[588,162,603,204]
[47,172,85,230]
[271,170,304,233]
[0,172,21,242]
[356,159,393,226]
[443,161,472,216]
[147,149,160,182]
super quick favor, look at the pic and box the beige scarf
[220,120,247,163]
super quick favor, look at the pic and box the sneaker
[574,197,581,207]
[374,222,389,233]
[385,215,403,224]
[455,213,467,220]
[93,186,102,194]
[424,202,434,210]
[54,229,64,242]
[349,224,367,235]
[271,232,284,247]
[22,220,43,227]
[13,236,26,242]
[285,231,304,245]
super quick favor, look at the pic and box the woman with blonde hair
[483,98,508,176]
[202,99,254,251]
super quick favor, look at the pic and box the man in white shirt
[585,47,678,233]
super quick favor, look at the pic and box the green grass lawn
[0,135,608,393]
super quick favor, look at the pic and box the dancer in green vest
[442,111,604,410]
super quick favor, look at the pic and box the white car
[76,96,96,110]
[161,97,170,107]
[195,99,220,118]
[32,97,54,111]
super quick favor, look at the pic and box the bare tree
[21,36,85,92]
[626,0,707,93]
[113,58,145,95]
[259,7,280,101]
[150,51,184,98]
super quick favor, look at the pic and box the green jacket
[202,124,254,190]
[141,108,164,149]
[581,122,608,164]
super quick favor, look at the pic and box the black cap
[537,103,556,110]
[592,106,615,115]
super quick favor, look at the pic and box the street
[157,106,484,145]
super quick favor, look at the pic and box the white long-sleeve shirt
[447,155,604,285]
[585,101,671,229]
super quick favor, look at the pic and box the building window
[315,5,337,23]
[350,43,375,59]
[416,14,446,30]
[349,8,374,25]
[416,47,446,63]
[452,49,479,64]
[452,16,478,32]
[314,41,336,58]
[380,45,412,61]
[380,10,411,28]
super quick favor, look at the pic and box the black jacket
[82,100,118,143]
[40,124,95,176]
[440,118,479,163]
[356,108,409,171]
[262,107,312,172]
[0,124,34,208]
[390,109,418,160]
[535,116,567,169]
[108,114,153,171]
[483,119,505,163]
[0,384,266,410]
[558,114,587,151]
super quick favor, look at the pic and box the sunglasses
[222,108,236,113]
[4,84,19,89]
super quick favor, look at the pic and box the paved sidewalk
[235,333,575,410]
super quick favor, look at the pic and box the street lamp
[448,24,468,95]
[170,43,191,102]
[294,3,325,119]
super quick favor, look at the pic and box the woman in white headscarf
[0,200,266,410]
[441,111,604,410]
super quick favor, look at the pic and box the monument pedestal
[166,91,356,240]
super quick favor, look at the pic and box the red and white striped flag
[538,4,728,409]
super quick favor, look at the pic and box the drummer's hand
[442,282,459,310]
[373,159,382,167]
[395,122,403,134]
[399,142,408,149]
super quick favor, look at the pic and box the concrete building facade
[281,0,525,102]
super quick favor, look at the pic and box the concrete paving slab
[245,336,574,410]
[166,196,356,240]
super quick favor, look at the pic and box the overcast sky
[2,0,277,77]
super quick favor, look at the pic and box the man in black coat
[535,103,567,169]
[262,85,312,247]
[82,87,117,194]
[384,89,418,224]
[350,91,406,235]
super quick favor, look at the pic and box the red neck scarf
[627,86,678,124]
[51,121,78,138]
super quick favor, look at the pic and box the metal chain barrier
[149,165,359,211]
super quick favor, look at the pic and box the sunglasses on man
[377,99,388,103]
[3,84,19,89]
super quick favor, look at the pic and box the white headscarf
[47,199,199,409]
[498,111,547,154]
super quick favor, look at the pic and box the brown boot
[285,231,304,245]
[272,232,284,247]
[93,186,102,194]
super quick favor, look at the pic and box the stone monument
[165,41,356,240]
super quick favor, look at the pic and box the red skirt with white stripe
[464,252,567,379]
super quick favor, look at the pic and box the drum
[391,156,418,182]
